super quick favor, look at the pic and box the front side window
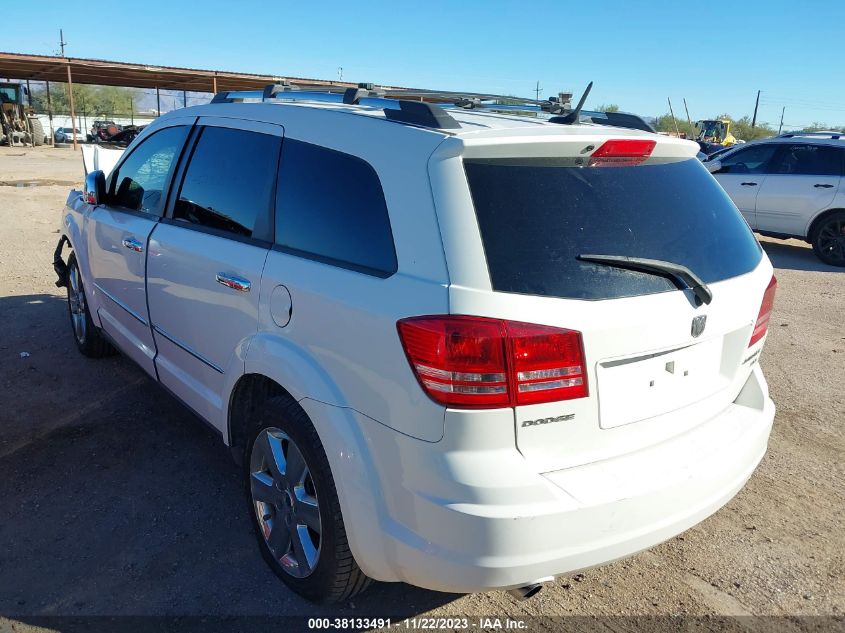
[173,126,281,239]
[110,126,189,215]
[770,144,844,176]
[715,144,778,174]
[275,139,397,277]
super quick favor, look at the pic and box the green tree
[730,116,775,142]
[593,103,620,112]
[795,122,845,133]
[653,112,696,138]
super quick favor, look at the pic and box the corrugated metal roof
[0,51,405,93]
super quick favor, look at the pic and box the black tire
[810,210,845,267]
[66,253,116,358]
[244,396,371,603]
[27,117,45,146]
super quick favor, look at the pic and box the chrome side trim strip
[93,282,148,326]
[152,325,225,374]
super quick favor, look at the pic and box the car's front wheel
[811,211,845,267]
[245,396,370,603]
[66,253,115,357]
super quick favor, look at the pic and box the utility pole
[534,80,542,102]
[683,98,693,137]
[778,106,785,135]
[751,90,761,128]
[667,97,680,135]
[80,93,86,138]
[46,81,54,145]
[61,30,78,150]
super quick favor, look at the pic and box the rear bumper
[335,364,775,593]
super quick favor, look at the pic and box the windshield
[698,121,725,140]
[0,86,19,103]
[464,157,761,300]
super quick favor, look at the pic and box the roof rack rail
[382,82,597,125]
[209,82,463,130]
[343,82,385,105]
[263,81,299,99]
[208,80,615,131]
[383,100,461,129]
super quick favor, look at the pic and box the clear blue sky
[5,0,844,128]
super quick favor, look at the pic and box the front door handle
[814,183,834,188]
[216,273,251,292]
[121,237,144,252]
[740,182,758,186]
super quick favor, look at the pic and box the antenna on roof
[550,81,593,125]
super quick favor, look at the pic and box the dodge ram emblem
[691,315,707,338]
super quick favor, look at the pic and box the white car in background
[54,127,84,143]
[706,132,845,266]
[55,86,777,603]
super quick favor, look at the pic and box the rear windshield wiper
[577,254,713,306]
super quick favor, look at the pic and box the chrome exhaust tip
[507,583,543,600]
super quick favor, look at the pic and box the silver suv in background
[706,132,845,266]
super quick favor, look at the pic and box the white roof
[154,98,700,158]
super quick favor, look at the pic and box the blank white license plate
[597,338,726,429]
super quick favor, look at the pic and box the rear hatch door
[454,136,772,472]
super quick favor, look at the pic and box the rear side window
[174,126,281,239]
[275,139,397,277]
[770,144,844,176]
[465,157,762,301]
[111,126,189,215]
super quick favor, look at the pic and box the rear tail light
[397,316,587,409]
[749,275,777,347]
[589,139,656,167]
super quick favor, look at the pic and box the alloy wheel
[68,264,87,344]
[249,427,322,578]
[817,217,845,266]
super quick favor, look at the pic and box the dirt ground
[0,146,842,631]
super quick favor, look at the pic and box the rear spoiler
[81,144,124,177]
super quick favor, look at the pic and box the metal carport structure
[0,51,373,148]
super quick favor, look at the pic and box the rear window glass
[465,157,761,300]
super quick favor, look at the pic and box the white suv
[706,132,845,266]
[54,84,777,603]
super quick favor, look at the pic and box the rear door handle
[814,183,834,188]
[740,182,758,186]
[121,237,144,252]
[216,273,251,292]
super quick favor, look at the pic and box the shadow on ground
[0,294,457,618]
[759,239,843,273]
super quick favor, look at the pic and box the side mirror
[705,159,722,174]
[84,170,106,205]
